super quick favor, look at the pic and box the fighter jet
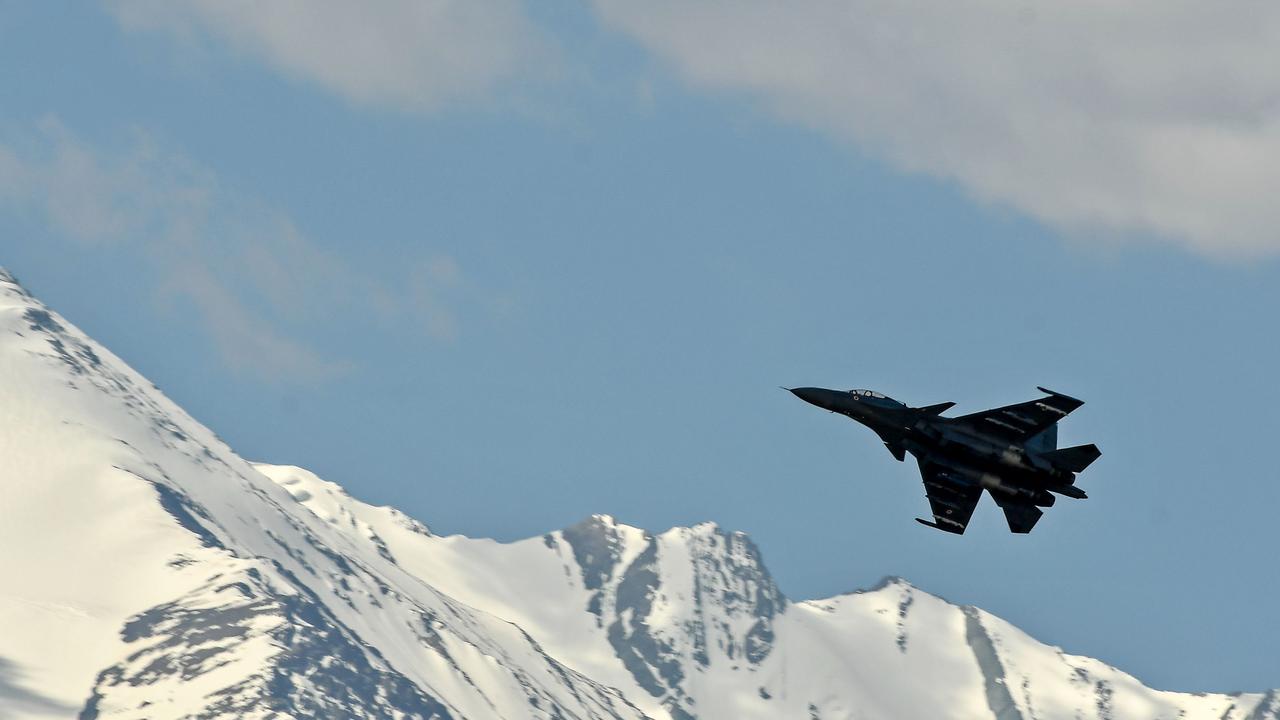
[789,386,1100,534]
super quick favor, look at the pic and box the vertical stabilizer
[1042,444,1102,473]
[1025,423,1057,454]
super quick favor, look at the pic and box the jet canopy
[848,389,905,407]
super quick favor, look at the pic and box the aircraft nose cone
[789,387,826,407]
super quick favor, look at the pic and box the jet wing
[914,461,982,535]
[988,491,1044,534]
[950,387,1084,442]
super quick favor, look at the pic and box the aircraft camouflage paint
[790,386,1101,534]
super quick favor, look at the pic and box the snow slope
[0,268,1274,719]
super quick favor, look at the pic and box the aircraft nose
[789,387,830,409]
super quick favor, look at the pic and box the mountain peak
[869,574,914,592]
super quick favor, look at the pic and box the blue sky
[3,1,1278,692]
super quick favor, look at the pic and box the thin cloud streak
[0,118,461,381]
[107,0,558,114]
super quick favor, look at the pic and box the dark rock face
[80,566,454,720]
[596,524,787,720]
[692,529,785,667]
[895,584,914,653]
[608,539,680,699]
[131,470,224,551]
[1248,692,1280,720]
[562,516,626,593]
[963,607,1022,720]
[561,515,629,623]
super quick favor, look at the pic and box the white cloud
[107,0,556,113]
[591,0,1280,259]
[0,118,461,381]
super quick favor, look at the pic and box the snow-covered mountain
[0,268,1273,720]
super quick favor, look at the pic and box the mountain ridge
[0,268,1274,720]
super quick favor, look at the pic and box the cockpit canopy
[848,389,905,407]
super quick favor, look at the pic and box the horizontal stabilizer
[1000,502,1043,534]
[915,402,956,416]
[1042,444,1101,473]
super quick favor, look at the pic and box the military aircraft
[789,386,1100,534]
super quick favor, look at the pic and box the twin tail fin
[1041,443,1101,473]
[915,402,955,416]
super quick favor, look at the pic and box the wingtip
[915,517,964,534]
[1037,386,1084,404]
